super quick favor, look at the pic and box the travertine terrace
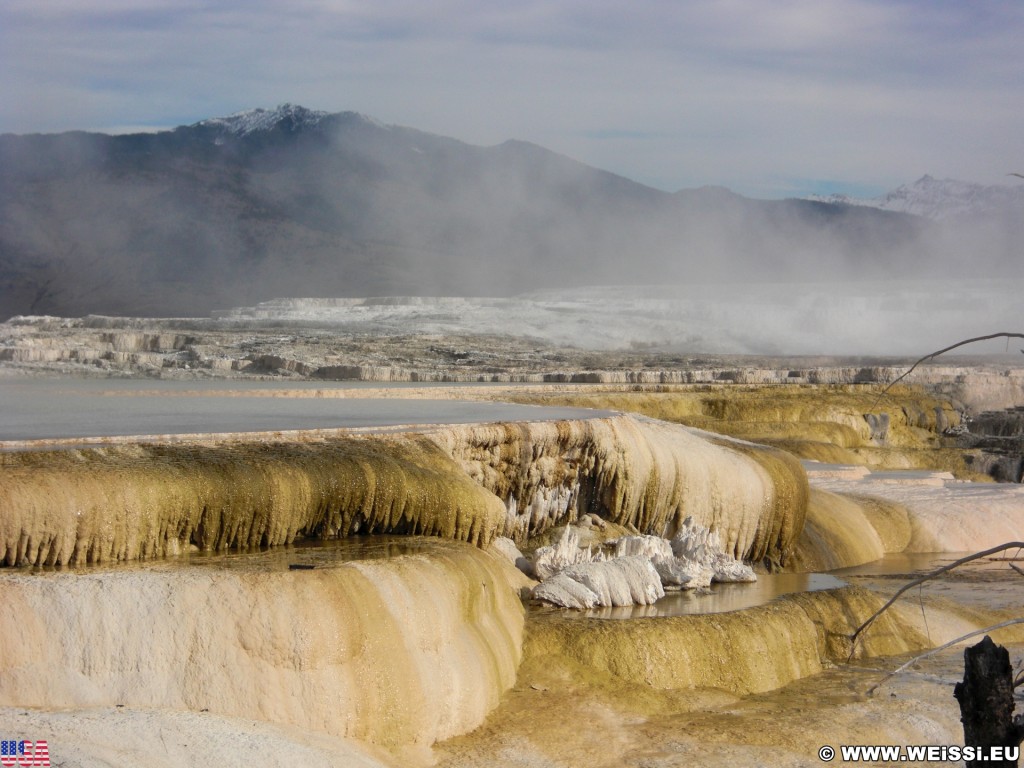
[1,304,1023,767]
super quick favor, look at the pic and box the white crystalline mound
[564,556,665,606]
[613,533,716,588]
[613,534,673,560]
[612,524,756,586]
[531,527,600,580]
[710,558,759,583]
[529,521,756,609]
[670,517,722,561]
[651,556,714,589]
[531,572,600,610]
[671,517,757,583]
[530,556,664,609]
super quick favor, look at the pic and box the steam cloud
[1,110,1022,356]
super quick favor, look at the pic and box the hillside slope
[0,106,1003,318]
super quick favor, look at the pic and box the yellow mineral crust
[503,385,976,476]
[523,585,976,697]
[0,437,506,566]
[1,413,808,567]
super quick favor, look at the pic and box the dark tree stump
[954,636,1024,767]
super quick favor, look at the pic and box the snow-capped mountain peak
[809,175,1024,220]
[197,104,329,137]
[875,175,1024,219]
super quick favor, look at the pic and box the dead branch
[866,619,1024,696]
[849,542,1024,659]
[874,333,1024,405]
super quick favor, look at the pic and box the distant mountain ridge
[808,174,1024,220]
[1,105,1020,319]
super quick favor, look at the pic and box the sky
[2,0,1024,199]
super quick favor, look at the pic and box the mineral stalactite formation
[430,415,808,566]
[0,436,507,567]
[0,414,809,569]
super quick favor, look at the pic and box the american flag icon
[0,740,50,767]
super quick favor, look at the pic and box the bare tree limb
[849,542,1024,659]
[867,619,1024,696]
[874,334,1024,405]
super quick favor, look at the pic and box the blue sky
[3,0,1023,198]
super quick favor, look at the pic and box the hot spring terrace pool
[0,377,611,445]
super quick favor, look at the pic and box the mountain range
[1,104,1021,319]
[808,174,1024,220]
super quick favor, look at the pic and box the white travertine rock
[612,533,717,589]
[670,516,719,562]
[531,527,598,581]
[530,572,600,609]
[610,523,757,589]
[672,517,757,583]
[711,558,759,583]
[563,556,665,606]
[612,534,673,560]
[651,556,714,590]
[531,521,757,608]
[531,555,664,609]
